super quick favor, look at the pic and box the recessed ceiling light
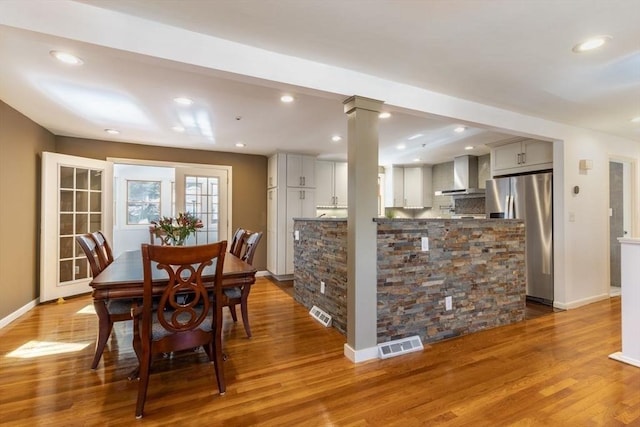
[235,142,246,148]
[631,117,640,123]
[413,158,421,162]
[396,143,406,150]
[173,97,193,106]
[454,126,466,133]
[379,112,391,119]
[331,135,342,142]
[280,95,294,103]
[172,125,185,133]
[408,133,424,140]
[465,145,474,150]
[104,128,120,135]
[572,35,611,53]
[50,50,83,65]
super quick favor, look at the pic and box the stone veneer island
[293,217,525,345]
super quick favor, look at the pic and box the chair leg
[240,300,252,338]
[213,332,226,395]
[92,300,113,369]
[227,304,238,322]
[135,351,152,419]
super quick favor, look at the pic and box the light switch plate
[421,237,429,251]
[294,230,300,240]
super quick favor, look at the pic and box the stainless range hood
[435,155,485,196]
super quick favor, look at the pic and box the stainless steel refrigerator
[485,172,553,304]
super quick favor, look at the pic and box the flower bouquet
[150,212,203,246]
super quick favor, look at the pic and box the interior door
[175,166,229,245]
[40,152,113,302]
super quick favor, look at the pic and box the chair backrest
[240,231,263,265]
[140,241,227,349]
[75,233,104,277]
[91,231,114,269]
[229,228,246,257]
[149,226,171,246]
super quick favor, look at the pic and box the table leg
[91,299,113,370]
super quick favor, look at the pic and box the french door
[175,166,229,245]
[40,152,113,302]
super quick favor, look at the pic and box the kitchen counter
[293,217,526,343]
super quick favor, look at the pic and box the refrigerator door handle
[506,195,515,219]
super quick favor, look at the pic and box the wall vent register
[378,335,424,359]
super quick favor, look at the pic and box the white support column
[342,96,383,363]
[609,237,640,367]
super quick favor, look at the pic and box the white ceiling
[1,0,638,165]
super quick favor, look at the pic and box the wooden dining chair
[229,227,246,257]
[91,230,114,268]
[149,226,170,246]
[223,230,262,337]
[132,241,227,419]
[76,233,133,369]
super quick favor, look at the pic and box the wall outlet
[320,281,325,294]
[421,236,429,251]
[294,230,300,240]
[445,296,452,311]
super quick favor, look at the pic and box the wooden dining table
[89,249,257,367]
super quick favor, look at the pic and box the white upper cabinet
[286,154,316,187]
[491,139,553,175]
[267,155,278,188]
[384,165,432,208]
[316,160,348,207]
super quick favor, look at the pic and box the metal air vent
[309,305,332,327]
[378,335,424,359]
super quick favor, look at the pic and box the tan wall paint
[0,101,56,319]
[55,136,268,270]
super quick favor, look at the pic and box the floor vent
[378,335,424,359]
[309,305,332,327]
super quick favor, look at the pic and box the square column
[343,96,383,362]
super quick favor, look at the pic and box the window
[126,180,160,224]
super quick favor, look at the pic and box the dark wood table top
[90,249,257,300]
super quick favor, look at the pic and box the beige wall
[0,104,267,321]
[55,136,268,270]
[0,102,56,319]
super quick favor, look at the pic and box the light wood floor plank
[0,277,638,426]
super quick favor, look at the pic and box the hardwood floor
[0,277,637,426]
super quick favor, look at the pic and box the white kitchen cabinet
[286,154,316,188]
[267,155,278,188]
[267,153,317,278]
[384,165,432,208]
[491,138,553,175]
[285,188,316,274]
[316,160,348,207]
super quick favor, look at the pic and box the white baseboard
[344,343,379,363]
[553,293,610,310]
[0,298,39,329]
[256,270,271,277]
[609,352,640,368]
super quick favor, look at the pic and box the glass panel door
[175,166,229,245]
[41,152,113,302]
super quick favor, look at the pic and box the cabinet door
[286,155,302,187]
[403,166,423,207]
[302,155,316,188]
[315,160,335,206]
[334,162,348,207]
[522,139,553,167]
[286,154,316,187]
[267,154,278,188]
[388,167,404,207]
[266,188,278,273]
[492,142,522,171]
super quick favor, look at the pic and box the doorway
[609,160,632,296]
